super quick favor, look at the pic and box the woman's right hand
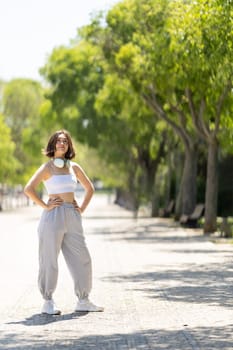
[46,197,63,210]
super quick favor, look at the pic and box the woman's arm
[24,164,63,210]
[72,163,95,213]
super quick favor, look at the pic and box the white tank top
[44,173,77,194]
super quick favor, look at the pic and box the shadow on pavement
[88,220,183,240]
[1,326,233,349]
[6,311,89,326]
[92,214,233,309]
[102,259,233,308]
[92,219,232,253]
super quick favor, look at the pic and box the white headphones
[53,158,70,168]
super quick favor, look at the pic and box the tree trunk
[175,146,197,218]
[145,164,159,217]
[151,184,159,217]
[204,138,218,233]
[138,134,166,217]
[174,151,183,219]
[175,185,183,220]
[165,154,172,206]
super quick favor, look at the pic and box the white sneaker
[75,298,104,312]
[41,299,61,315]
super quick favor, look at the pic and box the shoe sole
[42,311,61,315]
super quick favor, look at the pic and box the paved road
[0,194,233,350]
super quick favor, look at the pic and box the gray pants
[37,203,92,300]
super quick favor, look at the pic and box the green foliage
[2,79,45,183]
[39,0,233,219]
[74,142,127,188]
[41,41,107,147]
[0,114,19,182]
[219,109,233,154]
[167,0,233,137]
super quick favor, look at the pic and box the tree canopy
[39,0,233,231]
[2,79,46,182]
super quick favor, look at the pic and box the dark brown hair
[43,129,76,159]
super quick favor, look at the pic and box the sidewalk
[0,193,233,350]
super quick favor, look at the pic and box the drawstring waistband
[60,202,75,209]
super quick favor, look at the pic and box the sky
[0,0,118,82]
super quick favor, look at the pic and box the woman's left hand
[73,199,82,213]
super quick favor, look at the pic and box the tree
[0,113,19,182]
[104,0,200,218]
[41,29,169,214]
[95,73,169,214]
[40,42,107,148]
[2,79,45,182]
[167,0,233,232]
[41,0,232,228]
[104,0,233,231]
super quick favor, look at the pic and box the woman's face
[54,133,69,158]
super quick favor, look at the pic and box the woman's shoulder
[37,160,52,178]
[70,160,81,168]
[70,161,84,174]
[40,160,52,170]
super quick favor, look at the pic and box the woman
[24,129,103,315]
